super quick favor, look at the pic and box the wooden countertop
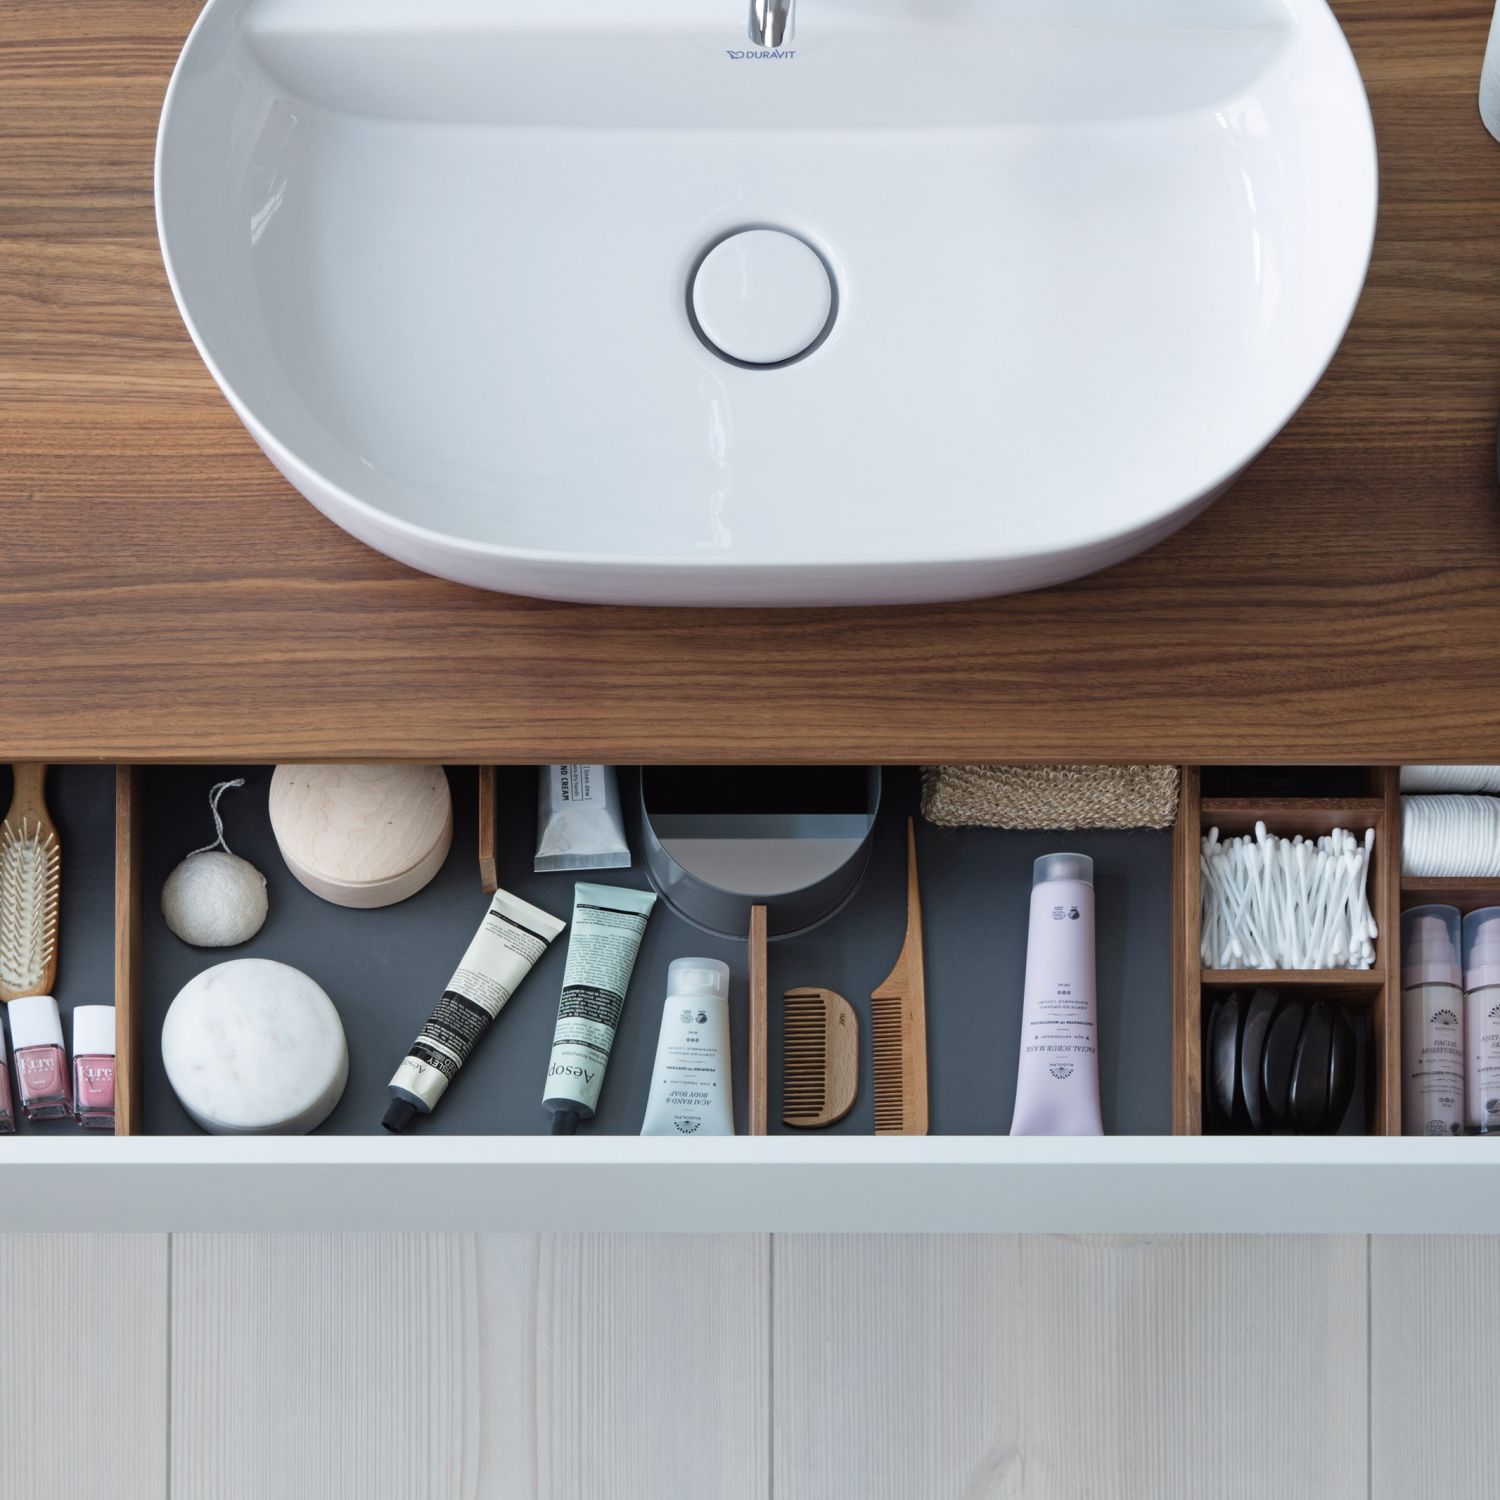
[4,1,1500,765]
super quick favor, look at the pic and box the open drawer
[3,762,1499,1232]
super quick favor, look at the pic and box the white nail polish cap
[72,1005,116,1059]
[7,994,64,1053]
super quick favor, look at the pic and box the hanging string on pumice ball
[161,779,269,947]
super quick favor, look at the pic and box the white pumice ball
[162,850,269,948]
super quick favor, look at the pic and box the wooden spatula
[749,904,768,1134]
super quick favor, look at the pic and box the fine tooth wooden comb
[871,817,928,1136]
[782,987,858,1128]
[0,764,61,1002]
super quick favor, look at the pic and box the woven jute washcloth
[921,764,1180,831]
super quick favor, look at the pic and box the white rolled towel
[1403,795,1500,877]
[1401,766,1500,794]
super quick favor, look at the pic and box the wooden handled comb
[0,763,61,1002]
[782,987,858,1128]
[871,818,928,1135]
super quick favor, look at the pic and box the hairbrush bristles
[0,817,60,998]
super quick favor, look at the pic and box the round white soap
[162,850,269,947]
[162,958,348,1134]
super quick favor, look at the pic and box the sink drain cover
[691,229,834,366]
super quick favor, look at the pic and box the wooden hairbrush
[782,987,858,1128]
[0,764,61,1001]
[871,818,928,1135]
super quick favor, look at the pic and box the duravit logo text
[726,48,797,59]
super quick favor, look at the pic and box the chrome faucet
[750,0,794,48]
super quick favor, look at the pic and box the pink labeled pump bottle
[1010,853,1102,1136]
[1401,906,1464,1137]
[1463,908,1500,1134]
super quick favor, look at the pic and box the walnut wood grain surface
[749,904,769,1136]
[1171,768,1203,1135]
[3,2,1500,763]
[113,765,142,1135]
[476,765,498,894]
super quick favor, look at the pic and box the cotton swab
[1199,823,1377,972]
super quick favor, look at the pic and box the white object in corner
[1482,2,1500,142]
[156,0,1377,607]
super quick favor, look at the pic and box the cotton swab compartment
[1200,821,1378,971]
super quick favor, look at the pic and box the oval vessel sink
[157,0,1377,606]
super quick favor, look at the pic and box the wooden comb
[0,764,61,1002]
[782,987,858,1128]
[871,818,928,1135]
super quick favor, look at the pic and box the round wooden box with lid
[269,764,453,909]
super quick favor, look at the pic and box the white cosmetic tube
[1010,853,1102,1136]
[534,765,631,872]
[641,958,734,1136]
[383,889,565,1132]
[543,883,657,1132]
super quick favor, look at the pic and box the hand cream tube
[641,958,734,1136]
[1010,853,1103,1136]
[543,883,657,1133]
[383,889,565,1132]
[534,764,631,872]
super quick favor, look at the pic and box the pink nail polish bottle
[0,1016,14,1133]
[72,1005,115,1131]
[8,995,72,1121]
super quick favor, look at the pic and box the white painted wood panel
[170,1234,769,1500]
[1370,1236,1500,1500]
[772,1235,1370,1500]
[14,1138,1500,1232]
[0,1234,168,1500]
[31,1229,1500,1499]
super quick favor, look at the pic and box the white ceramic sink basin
[157,0,1376,607]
